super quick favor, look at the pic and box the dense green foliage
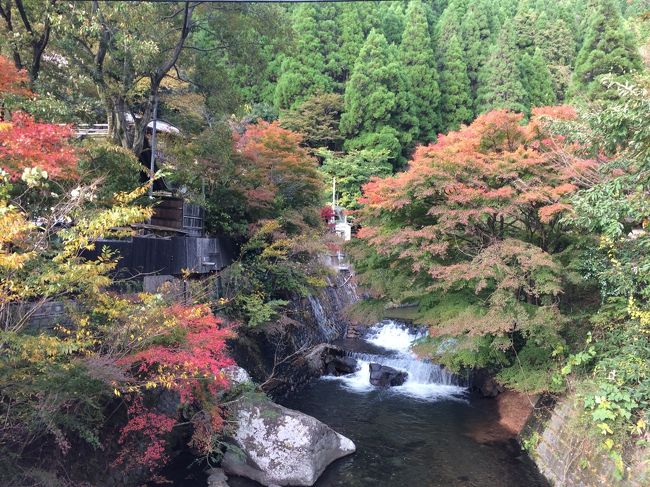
[1,0,650,483]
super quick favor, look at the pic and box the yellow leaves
[632,417,647,435]
[114,184,151,206]
[628,297,650,334]
[0,207,35,270]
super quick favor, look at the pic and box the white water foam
[364,320,426,355]
[325,321,467,401]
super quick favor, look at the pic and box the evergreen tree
[572,0,642,94]
[439,35,473,131]
[378,3,406,45]
[400,0,441,142]
[273,6,334,109]
[520,49,556,109]
[338,6,367,82]
[460,0,494,105]
[476,24,527,114]
[534,11,576,101]
[512,0,538,53]
[435,0,468,45]
[340,29,412,166]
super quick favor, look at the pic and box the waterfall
[324,320,467,401]
[346,352,464,387]
[307,294,338,341]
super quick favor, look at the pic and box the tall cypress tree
[476,23,527,114]
[460,0,494,106]
[400,0,441,143]
[439,35,473,132]
[378,3,406,45]
[273,6,334,109]
[338,6,367,82]
[512,0,538,53]
[572,0,642,94]
[520,49,556,109]
[435,0,468,46]
[340,29,411,166]
[534,11,576,101]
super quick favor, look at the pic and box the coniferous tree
[476,23,527,114]
[572,0,642,94]
[439,35,473,131]
[435,0,468,45]
[513,0,538,53]
[273,6,334,109]
[400,0,441,142]
[340,29,412,166]
[338,6,367,82]
[534,11,576,101]
[520,49,556,109]
[378,3,406,45]
[460,0,494,106]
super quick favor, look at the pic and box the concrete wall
[523,396,648,487]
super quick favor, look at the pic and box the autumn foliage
[0,55,77,180]
[111,302,235,472]
[356,108,590,340]
[0,111,78,179]
[234,121,322,216]
[118,303,234,403]
[0,56,30,99]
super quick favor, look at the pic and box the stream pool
[228,321,549,487]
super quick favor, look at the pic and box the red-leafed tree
[0,55,78,179]
[115,303,235,472]
[0,111,78,179]
[355,108,593,369]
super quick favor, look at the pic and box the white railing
[75,123,109,137]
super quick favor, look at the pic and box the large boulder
[325,356,357,376]
[369,363,407,387]
[222,398,355,486]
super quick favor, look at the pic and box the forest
[0,0,649,486]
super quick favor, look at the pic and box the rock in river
[369,363,408,387]
[325,356,357,376]
[221,397,356,486]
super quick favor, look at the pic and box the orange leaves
[0,111,78,179]
[234,121,322,217]
[359,108,585,245]
[355,108,589,329]
[539,203,573,224]
[0,56,31,99]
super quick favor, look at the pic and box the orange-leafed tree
[354,108,593,380]
[0,55,31,100]
[234,121,323,219]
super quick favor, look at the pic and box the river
[228,321,549,487]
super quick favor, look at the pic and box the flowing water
[229,320,549,487]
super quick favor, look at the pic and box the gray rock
[325,356,357,376]
[222,398,355,486]
[223,365,252,385]
[369,363,407,387]
[207,468,230,487]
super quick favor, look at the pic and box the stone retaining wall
[523,396,647,486]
